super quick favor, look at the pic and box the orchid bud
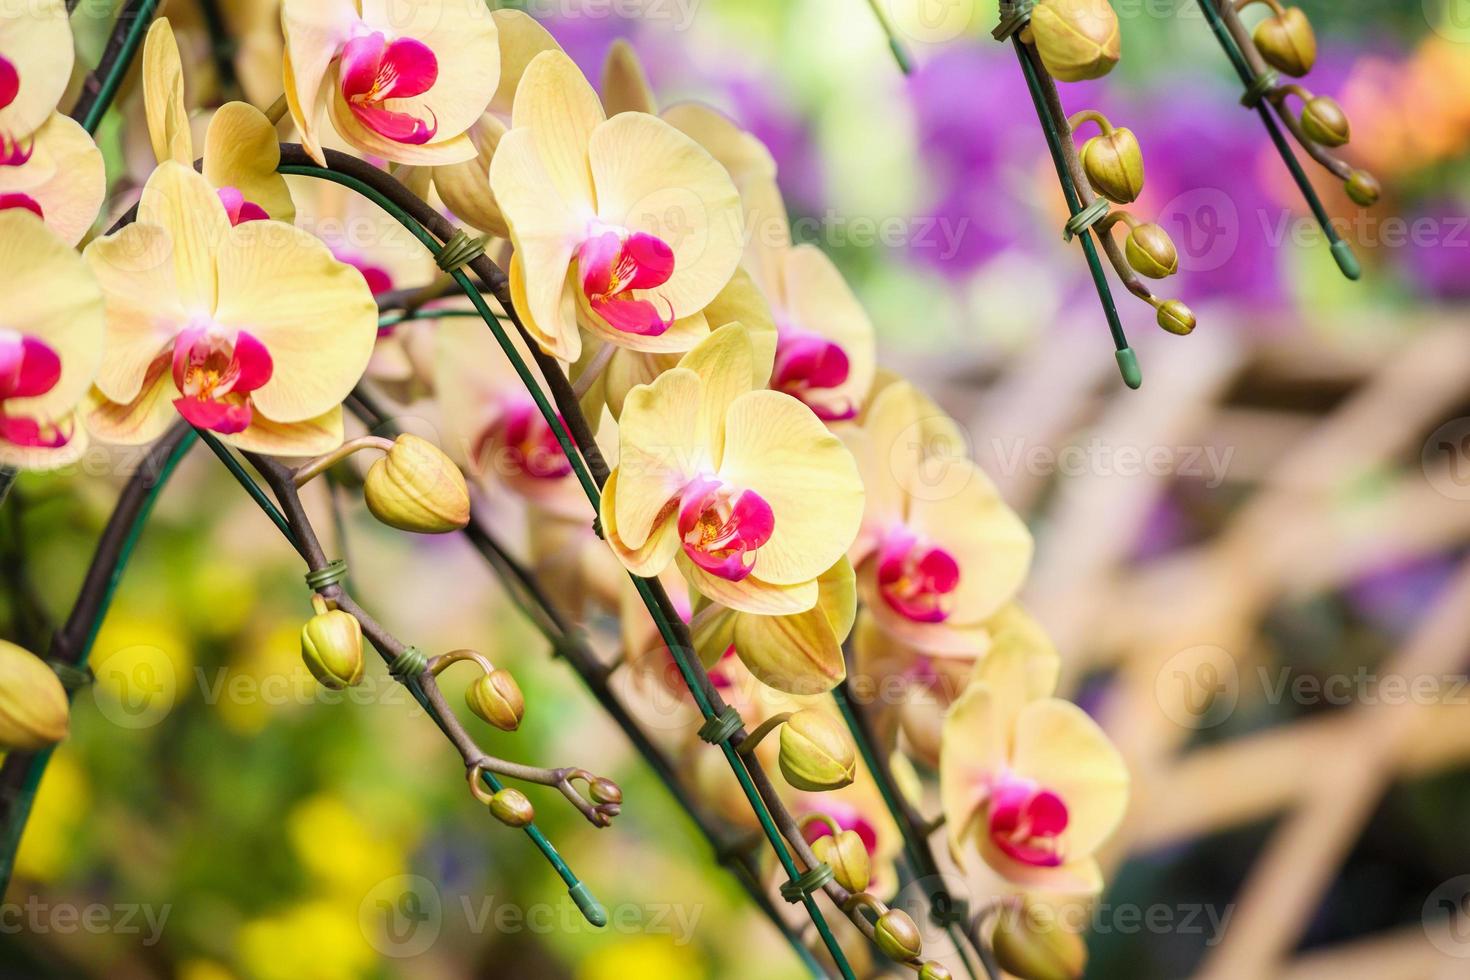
[919,962,954,980]
[1027,0,1121,82]
[811,829,870,894]
[0,640,69,751]
[466,668,525,732]
[874,908,923,963]
[1156,299,1197,336]
[778,709,856,792]
[1252,6,1316,77]
[1300,95,1349,147]
[300,598,365,690]
[589,777,623,806]
[1124,222,1179,279]
[992,902,1087,980]
[1080,127,1144,204]
[488,787,534,827]
[1344,169,1381,207]
[363,434,471,534]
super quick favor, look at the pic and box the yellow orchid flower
[0,0,72,147]
[83,162,377,455]
[940,642,1128,894]
[843,380,1033,655]
[0,112,104,246]
[489,49,744,363]
[281,0,500,166]
[0,211,103,470]
[600,322,864,615]
[743,175,876,423]
[143,18,294,224]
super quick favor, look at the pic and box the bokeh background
[3,0,1469,977]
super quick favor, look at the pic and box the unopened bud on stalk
[1344,169,1381,207]
[778,709,856,792]
[1026,0,1121,82]
[488,787,534,827]
[1300,95,1350,147]
[874,908,923,963]
[992,901,1088,980]
[301,596,365,690]
[1156,299,1196,336]
[1125,222,1179,279]
[589,777,622,806]
[811,829,871,894]
[1079,125,1144,204]
[0,640,69,750]
[363,434,470,534]
[919,962,954,980]
[1252,6,1316,77]
[466,668,525,732]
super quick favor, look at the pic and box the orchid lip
[339,31,440,145]
[0,193,42,219]
[169,323,273,435]
[773,327,854,419]
[578,229,677,338]
[876,527,960,623]
[987,774,1068,868]
[217,186,269,226]
[677,475,775,582]
[473,400,573,482]
[0,55,17,113]
[0,331,69,449]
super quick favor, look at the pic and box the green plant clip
[698,706,744,745]
[779,862,836,904]
[305,558,348,591]
[1064,198,1111,242]
[389,645,429,679]
[992,0,1035,40]
[1240,68,1280,108]
[435,230,488,274]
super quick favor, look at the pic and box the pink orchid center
[773,325,855,421]
[577,230,676,338]
[216,186,269,226]
[473,400,572,481]
[876,528,960,623]
[0,55,17,112]
[339,32,438,145]
[987,774,1068,868]
[170,323,273,435]
[677,475,774,582]
[0,133,32,167]
[0,330,70,449]
[0,192,42,218]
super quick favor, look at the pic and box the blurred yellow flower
[237,899,374,980]
[286,793,408,901]
[12,747,88,882]
[576,934,707,980]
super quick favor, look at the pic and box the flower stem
[72,0,163,135]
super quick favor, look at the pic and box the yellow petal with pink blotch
[610,366,704,551]
[137,162,230,314]
[84,367,175,448]
[212,220,377,424]
[0,113,104,246]
[433,113,507,236]
[588,111,744,318]
[939,683,1007,865]
[600,468,681,578]
[279,0,360,165]
[905,462,1033,626]
[84,223,185,406]
[0,413,88,472]
[326,93,477,166]
[488,9,561,117]
[143,19,192,165]
[577,289,711,355]
[782,244,876,416]
[674,322,756,464]
[204,103,295,222]
[509,49,603,210]
[716,389,864,586]
[0,0,72,141]
[601,40,657,116]
[225,405,346,457]
[662,102,776,193]
[493,131,584,361]
[677,553,819,616]
[730,558,855,695]
[1011,699,1128,862]
[0,211,103,420]
[974,841,1105,895]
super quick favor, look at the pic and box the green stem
[75,0,163,135]
[862,0,914,74]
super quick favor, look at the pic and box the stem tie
[992,0,1035,40]
[779,862,835,903]
[697,706,744,745]
[390,645,429,680]
[46,661,93,692]
[1063,198,1111,241]
[305,559,348,591]
[1241,69,1280,108]
[435,230,488,274]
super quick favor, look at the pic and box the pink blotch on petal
[0,414,71,448]
[0,192,42,219]
[0,133,31,166]
[0,55,16,111]
[677,475,775,581]
[773,328,854,421]
[987,774,1068,868]
[170,325,274,435]
[876,527,960,623]
[472,400,573,482]
[217,186,269,225]
[0,334,61,400]
[340,33,439,145]
[578,230,677,338]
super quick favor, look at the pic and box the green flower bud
[1027,0,1121,82]
[466,668,525,732]
[919,962,954,980]
[301,599,365,690]
[488,787,534,827]
[589,776,622,806]
[364,434,470,534]
[874,908,923,963]
[1300,95,1349,147]
[778,709,856,792]
[811,829,871,894]
[1155,299,1196,336]
[0,640,69,751]
[1080,127,1144,204]
[1125,222,1179,279]
[1344,168,1381,207]
[992,902,1088,980]
[1252,6,1316,77]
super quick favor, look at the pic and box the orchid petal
[1012,699,1129,861]
[279,0,360,164]
[939,684,1007,866]
[677,553,819,616]
[599,467,681,577]
[223,404,346,456]
[203,102,295,222]
[143,19,193,165]
[0,0,72,141]
[137,162,230,314]
[84,364,176,448]
[611,366,703,550]
[488,9,561,117]
[0,112,105,245]
[83,222,185,405]
[601,40,657,116]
